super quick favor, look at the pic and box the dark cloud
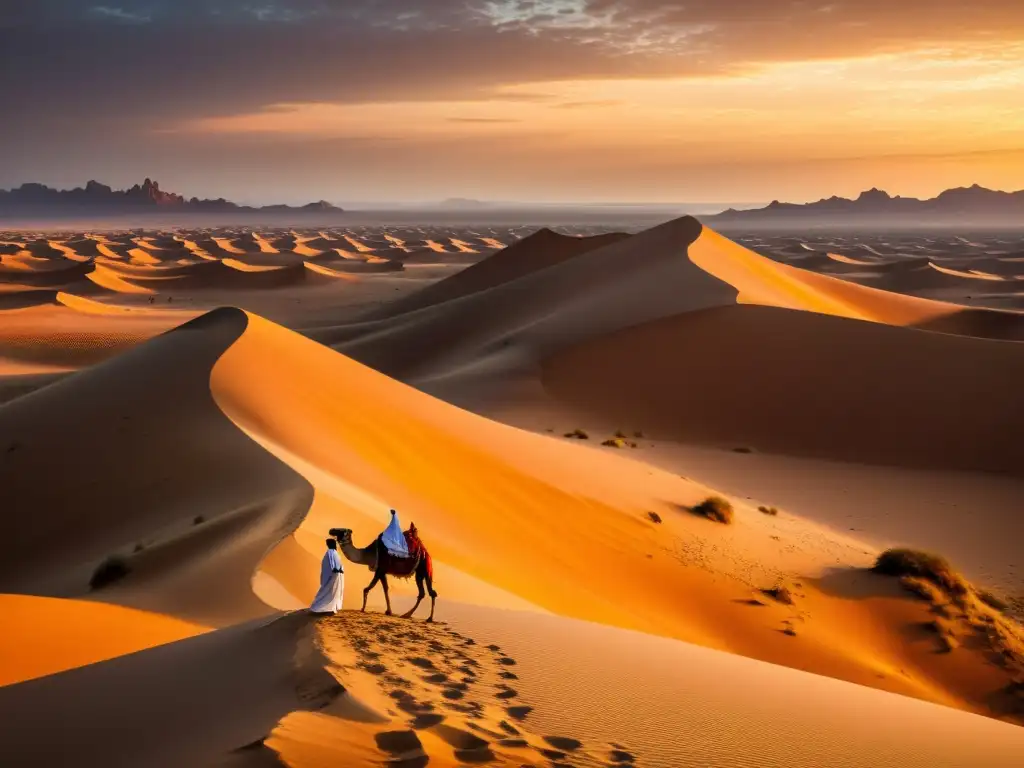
[1,0,1021,195]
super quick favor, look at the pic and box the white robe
[382,511,410,558]
[310,548,344,614]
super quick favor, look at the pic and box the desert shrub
[647,511,662,524]
[690,496,734,525]
[762,586,795,605]
[758,505,779,516]
[563,429,589,440]
[89,556,130,591]
[193,515,206,525]
[873,548,968,596]
[614,430,628,439]
[602,438,626,448]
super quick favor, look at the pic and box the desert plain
[1,218,1023,767]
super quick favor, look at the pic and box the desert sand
[1,218,1023,766]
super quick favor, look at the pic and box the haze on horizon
[2,0,1023,206]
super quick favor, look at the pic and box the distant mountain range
[0,179,343,220]
[710,185,1024,228]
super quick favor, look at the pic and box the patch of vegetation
[873,548,968,597]
[647,511,662,524]
[757,505,779,516]
[602,438,626,448]
[761,585,795,605]
[89,556,130,591]
[877,549,1024,687]
[690,496,734,525]
[563,429,589,440]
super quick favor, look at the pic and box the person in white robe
[310,538,345,614]
[380,509,410,558]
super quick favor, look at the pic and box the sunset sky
[3,1,1024,205]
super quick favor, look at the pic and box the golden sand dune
[0,258,93,288]
[2,220,1024,764]
[1,308,1022,765]
[828,251,884,266]
[324,219,1024,395]
[0,595,205,687]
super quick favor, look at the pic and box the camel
[329,527,437,622]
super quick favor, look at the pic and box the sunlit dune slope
[0,595,206,686]
[374,228,631,318]
[211,312,1022,719]
[1,300,1021,737]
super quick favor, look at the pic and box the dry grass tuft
[690,496,734,525]
[873,549,968,596]
[877,550,1024,684]
[602,438,626,448]
[762,585,795,605]
[757,505,779,516]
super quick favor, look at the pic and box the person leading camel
[309,538,344,614]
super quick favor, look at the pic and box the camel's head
[328,528,352,545]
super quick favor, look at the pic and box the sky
[1,0,1023,205]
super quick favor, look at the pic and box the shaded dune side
[315,217,714,387]
[0,308,312,625]
[0,612,339,768]
[541,304,1024,475]
[373,229,631,319]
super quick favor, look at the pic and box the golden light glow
[172,43,1024,200]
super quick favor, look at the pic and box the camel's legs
[425,572,437,623]
[401,573,426,619]
[361,573,381,612]
[380,573,393,616]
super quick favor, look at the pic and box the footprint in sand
[317,612,635,767]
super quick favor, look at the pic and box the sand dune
[542,303,1024,473]
[2,218,1023,764]
[375,228,631,318]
